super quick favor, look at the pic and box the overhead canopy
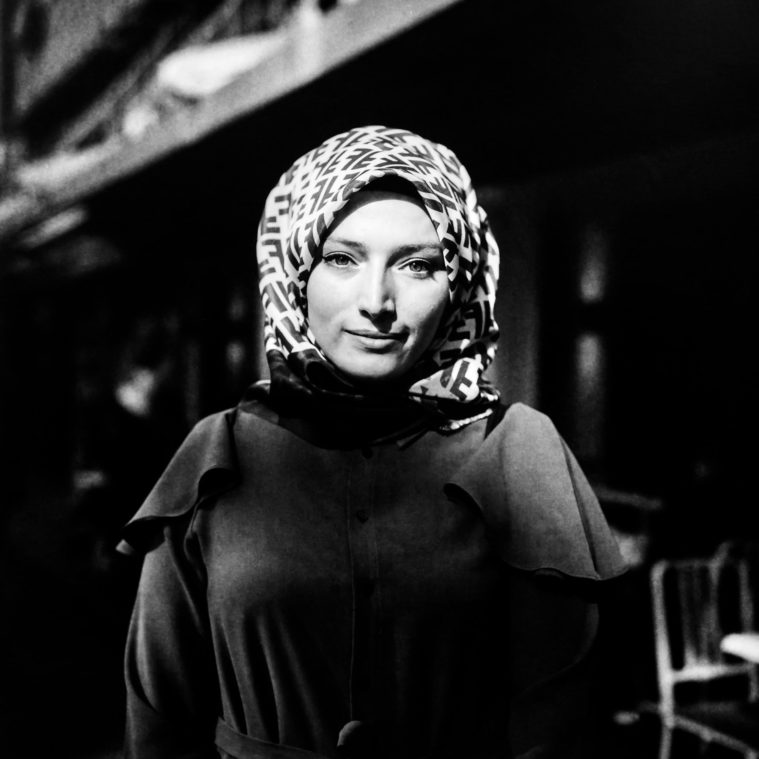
[2,0,759,247]
[0,0,462,244]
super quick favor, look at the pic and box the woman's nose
[357,268,395,319]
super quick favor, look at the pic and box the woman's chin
[331,354,413,387]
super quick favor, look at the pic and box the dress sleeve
[447,402,626,757]
[449,402,627,581]
[121,411,239,758]
[124,520,220,759]
[505,571,606,758]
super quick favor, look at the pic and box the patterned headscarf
[256,125,500,427]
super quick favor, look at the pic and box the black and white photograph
[2,1,759,757]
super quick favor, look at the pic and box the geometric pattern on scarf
[257,125,500,423]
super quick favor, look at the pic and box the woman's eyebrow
[395,243,444,254]
[323,239,443,254]
[322,237,367,251]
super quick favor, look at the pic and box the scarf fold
[256,125,501,430]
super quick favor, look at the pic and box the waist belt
[215,719,330,759]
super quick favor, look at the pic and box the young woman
[121,125,625,759]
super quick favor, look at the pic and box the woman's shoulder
[118,397,295,551]
[477,402,602,477]
[451,401,627,582]
[486,401,560,442]
[161,407,241,490]
[118,408,245,554]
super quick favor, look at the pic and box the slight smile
[345,329,406,349]
[346,329,405,340]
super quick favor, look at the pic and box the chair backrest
[651,550,758,711]
[714,540,759,596]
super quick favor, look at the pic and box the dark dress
[121,400,625,759]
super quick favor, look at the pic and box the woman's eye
[403,259,434,275]
[324,253,355,268]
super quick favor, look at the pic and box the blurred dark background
[1,0,759,756]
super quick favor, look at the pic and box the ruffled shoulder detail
[448,403,627,581]
[117,410,241,555]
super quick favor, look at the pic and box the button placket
[345,446,380,721]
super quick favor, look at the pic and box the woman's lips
[345,329,405,349]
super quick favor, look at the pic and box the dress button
[337,720,364,750]
[337,719,375,757]
[355,509,369,523]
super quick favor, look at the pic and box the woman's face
[306,189,449,384]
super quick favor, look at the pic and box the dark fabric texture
[259,351,499,431]
[122,402,626,759]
